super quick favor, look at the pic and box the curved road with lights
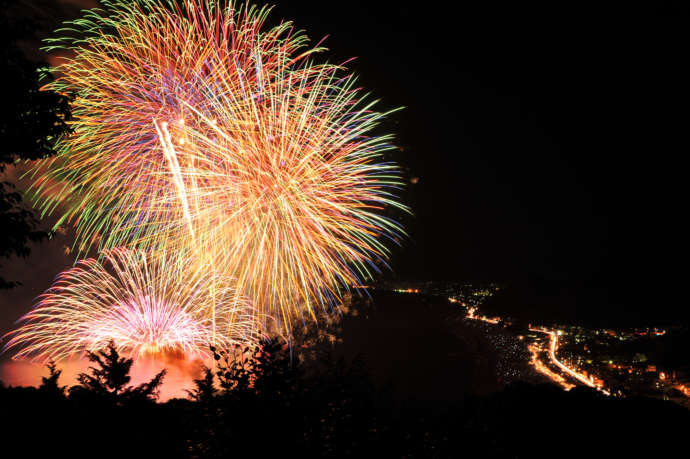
[530,326,610,396]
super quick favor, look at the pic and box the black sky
[1,1,688,333]
[271,1,689,325]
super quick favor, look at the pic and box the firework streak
[14,0,407,357]
[4,248,259,361]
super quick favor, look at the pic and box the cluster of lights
[394,288,420,294]
[530,327,611,396]
[466,307,500,325]
[453,291,613,394]
[528,342,575,391]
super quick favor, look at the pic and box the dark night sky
[1,1,688,335]
[271,2,689,325]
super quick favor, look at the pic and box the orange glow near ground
[0,353,210,401]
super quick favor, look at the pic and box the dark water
[332,291,502,402]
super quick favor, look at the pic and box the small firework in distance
[3,248,260,362]
[30,0,408,340]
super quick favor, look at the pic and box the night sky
[270,1,688,326]
[1,1,688,338]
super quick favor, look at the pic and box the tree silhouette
[71,341,166,403]
[39,360,66,397]
[75,343,133,396]
[0,0,71,288]
[2,337,690,457]
[60,342,181,457]
[187,366,217,403]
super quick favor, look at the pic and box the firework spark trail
[2,248,260,362]
[25,0,408,343]
[153,118,196,243]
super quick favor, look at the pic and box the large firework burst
[3,248,259,361]
[31,0,407,336]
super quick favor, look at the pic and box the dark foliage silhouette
[186,366,216,403]
[0,343,183,458]
[39,360,66,398]
[70,341,166,403]
[0,0,71,288]
[1,335,689,457]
